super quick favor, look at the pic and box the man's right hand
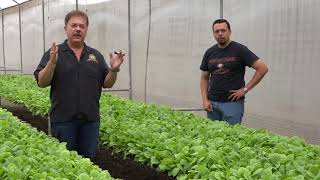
[49,42,59,65]
[37,42,58,88]
[203,100,213,112]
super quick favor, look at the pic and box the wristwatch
[243,87,248,93]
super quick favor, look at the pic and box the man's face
[64,15,88,45]
[212,22,231,46]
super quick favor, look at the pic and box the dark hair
[212,19,231,31]
[65,10,89,26]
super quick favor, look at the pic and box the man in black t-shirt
[34,10,125,160]
[200,19,268,125]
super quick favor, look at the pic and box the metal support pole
[0,69,21,72]
[128,0,133,100]
[102,89,131,92]
[220,0,223,18]
[2,11,6,74]
[174,108,204,112]
[18,4,23,74]
[48,116,51,136]
[144,0,152,103]
[42,0,45,53]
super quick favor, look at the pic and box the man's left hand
[109,50,125,72]
[228,88,246,101]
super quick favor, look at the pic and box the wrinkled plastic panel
[21,0,43,74]
[43,0,76,50]
[78,0,129,90]
[0,12,3,70]
[130,0,220,109]
[224,0,320,144]
[3,6,21,71]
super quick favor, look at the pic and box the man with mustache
[34,10,124,160]
[200,19,268,125]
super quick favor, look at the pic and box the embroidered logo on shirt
[217,63,223,68]
[87,54,99,64]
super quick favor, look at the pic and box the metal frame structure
[0,0,24,74]
[0,0,133,100]
[142,0,225,111]
[0,0,224,112]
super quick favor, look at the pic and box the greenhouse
[0,0,319,179]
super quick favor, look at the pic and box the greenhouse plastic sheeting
[224,0,320,144]
[0,0,319,144]
[3,6,21,71]
[21,0,43,74]
[0,12,3,69]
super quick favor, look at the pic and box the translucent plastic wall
[44,0,76,49]
[77,0,220,103]
[131,0,219,109]
[0,0,319,144]
[21,0,43,74]
[78,0,130,92]
[3,6,21,73]
[0,12,3,71]
[224,0,320,144]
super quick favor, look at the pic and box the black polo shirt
[200,41,258,102]
[34,40,109,122]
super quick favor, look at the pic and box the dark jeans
[51,119,100,160]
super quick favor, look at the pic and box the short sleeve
[200,50,209,71]
[98,52,109,79]
[240,45,259,67]
[34,50,50,84]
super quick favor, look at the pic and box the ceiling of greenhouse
[0,0,30,9]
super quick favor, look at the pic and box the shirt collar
[60,39,93,54]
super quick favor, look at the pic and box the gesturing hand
[109,50,125,72]
[49,42,59,65]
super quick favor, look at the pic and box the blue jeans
[207,99,244,125]
[51,119,100,160]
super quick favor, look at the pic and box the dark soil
[95,148,175,180]
[0,99,175,180]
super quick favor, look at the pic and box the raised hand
[49,42,59,65]
[109,50,125,72]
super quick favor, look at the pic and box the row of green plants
[0,74,50,116]
[1,74,320,179]
[0,107,114,180]
[99,95,320,179]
